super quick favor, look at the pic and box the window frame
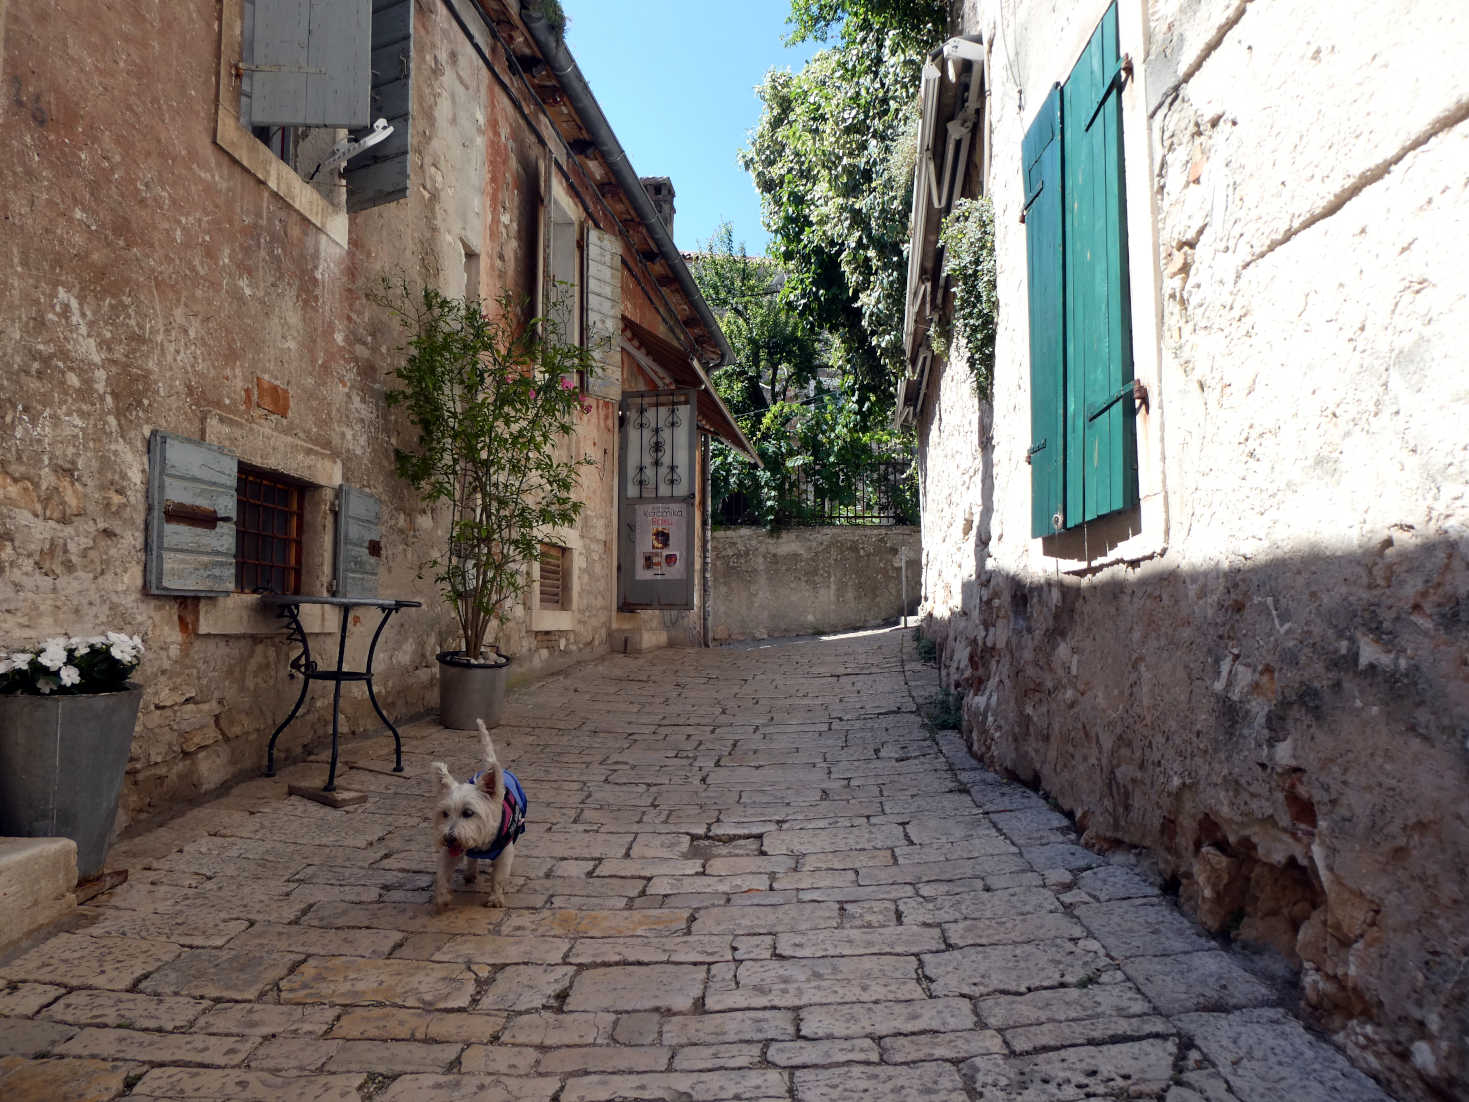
[235,465,310,596]
[530,528,581,632]
[1023,0,1167,569]
[214,0,349,244]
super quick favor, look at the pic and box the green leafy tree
[742,1,946,418]
[377,282,595,660]
[689,223,826,419]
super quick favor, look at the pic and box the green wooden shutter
[333,484,381,598]
[1062,1,1136,524]
[246,0,372,128]
[1022,85,1066,538]
[145,431,238,596]
[583,225,624,400]
[345,0,413,213]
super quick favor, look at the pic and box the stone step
[0,837,77,953]
[611,628,669,654]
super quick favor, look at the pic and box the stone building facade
[0,1,749,829]
[898,1,1468,1097]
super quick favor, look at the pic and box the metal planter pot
[0,684,142,880]
[437,651,511,731]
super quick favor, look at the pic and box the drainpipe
[518,4,734,370]
[701,432,713,648]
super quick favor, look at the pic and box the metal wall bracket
[1087,378,1148,422]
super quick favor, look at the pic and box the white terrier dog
[431,720,526,912]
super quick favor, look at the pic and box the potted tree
[0,633,145,879]
[381,283,595,729]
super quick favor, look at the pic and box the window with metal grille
[236,468,306,595]
[538,544,568,611]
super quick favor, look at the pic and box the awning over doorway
[621,317,760,464]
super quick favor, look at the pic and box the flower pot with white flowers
[379,282,595,730]
[0,633,145,879]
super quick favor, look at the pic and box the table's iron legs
[365,607,406,774]
[265,602,314,778]
[323,607,351,792]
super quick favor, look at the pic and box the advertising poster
[634,502,688,580]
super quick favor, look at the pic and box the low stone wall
[711,526,921,642]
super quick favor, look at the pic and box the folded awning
[622,318,760,464]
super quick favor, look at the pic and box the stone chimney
[639,177,675,239]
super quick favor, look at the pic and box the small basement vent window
[538,543,569,611]
[236,467,306,595]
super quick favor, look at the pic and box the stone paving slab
[0,626,1402,1100]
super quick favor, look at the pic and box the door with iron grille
[618,389,697,610]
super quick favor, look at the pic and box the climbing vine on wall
[938,196,998,397]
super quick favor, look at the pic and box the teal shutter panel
[334,485,382,598]
[1062,1,1136,523]
[1022,85,1066,538]
[145,431,238,597]
[345,0,414,213]
[247,0,372,128]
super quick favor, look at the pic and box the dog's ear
[476,719,498,768]
[476,761,504,799]
[431,761,456,794]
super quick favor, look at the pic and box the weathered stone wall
[916,1,1469,1097]
[711,527,921,642]
[0,1,694,830]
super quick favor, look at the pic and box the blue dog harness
[465,768,527,861]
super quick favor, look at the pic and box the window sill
[1040,492,1167,575]
[198,594,336,636]
[531,609,575,633]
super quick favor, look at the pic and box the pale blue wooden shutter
[1022,85,1066,538]
[345,0,414,213]
[247,0,372,128]
[334,485,382,598]
[1062,1,1136,523]
[145,431,238,597]
[547,204,580,344]
[583,226,623,400]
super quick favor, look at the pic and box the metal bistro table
[260,595,421,802]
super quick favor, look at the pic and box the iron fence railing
[715,457,918,528]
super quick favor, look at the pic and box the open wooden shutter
[547,203,580,344]
[1062,1,1136,524]
[333,484,381,598]
[1023,85,1066,538]
[583,226,623,399]
[245,0,372,128]
[345,0,414,213]
[145,431,238,596]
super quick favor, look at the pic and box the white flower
[42,636,69,652]
[130,634,145,653]
[109,642,137,663]
[38,644,68,671]
[36,676,59,695]
[9,651,35,667]
[0,658,12,675]
[59,665,81,687]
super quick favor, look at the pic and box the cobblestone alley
[0,627,1395,1101]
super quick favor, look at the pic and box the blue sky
[563,1,821,257]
